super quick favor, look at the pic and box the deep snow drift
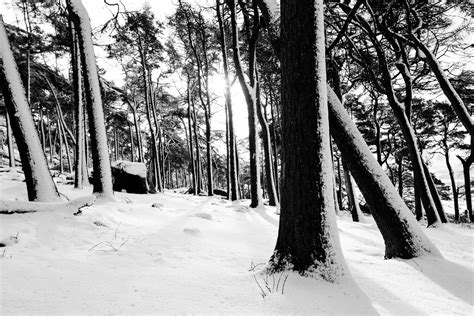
[0,171,472,314]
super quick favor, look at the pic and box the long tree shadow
[398,256,473,305]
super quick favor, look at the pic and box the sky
[0,0,250,139]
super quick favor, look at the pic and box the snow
[1,172,472,314]
[112,160,146,177]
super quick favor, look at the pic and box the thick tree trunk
[257,0,439,258]
[73,75,88,189]
[0,16,60,202]
[67,0,114,200]
[270,0,345,279]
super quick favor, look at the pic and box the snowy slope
[0,172,472,314]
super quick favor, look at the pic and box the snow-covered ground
[0,171,473,314]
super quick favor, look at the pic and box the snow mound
[194,212,213,220]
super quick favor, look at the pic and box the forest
[0,0,473,314]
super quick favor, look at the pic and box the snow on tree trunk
[66,0,114,200]
[257,0,440,259]
[269,0,346,280]
[71,24,88,189]
[0,16,60,202]
[328,89,440,258]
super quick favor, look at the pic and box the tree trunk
[256,84,278,207]
[422,161,448,223]
[445,150,459,221]
[192,97,202,194]
[187,79,197,194]
[269,0,345,279]
[411,36,473,134]
[217,0,239,200]
[130,103,143,162]
[67,0,114,200]
[257,0,439,258]
[228,0,262,208]
[343,159,363,222]
[457,155,472,222]
[5,109,15,169]
[70,25,88,189]
[0,17,60,202]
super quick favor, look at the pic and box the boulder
[111,160,148,194]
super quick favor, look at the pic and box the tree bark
[270,0,345,279]
[0,16,60,202]
[67,0,114,200]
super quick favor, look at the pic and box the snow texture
[0,173,472,314]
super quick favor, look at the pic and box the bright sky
[0,0,250,139]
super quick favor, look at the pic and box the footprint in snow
[193,212,213,220]
[151,202,164,210]
[183,227,200,235]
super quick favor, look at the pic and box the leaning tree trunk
[0,16,60,202]
[328,89,440,258]
[257,0,439,259]
[269,0,345,279]
[67,0,113,200]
